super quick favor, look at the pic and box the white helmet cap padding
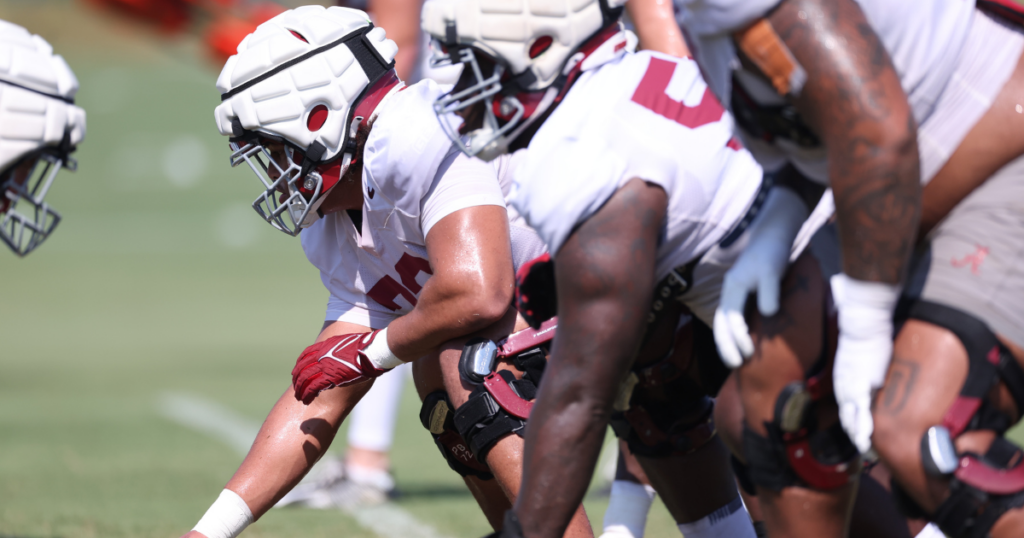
[421,0,627,92]
[0,19,86,256]
[0,19,85,176]
[214,6,398,165]
[213,6,403,236]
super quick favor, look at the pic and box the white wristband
[363,327,403,370]
[830,273,900,381]
[830,273,901,335]
[193,489,253,538]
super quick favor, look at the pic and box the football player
[421,1,796,537]
[180,6,591,537]
[0,20,86,257]
[680,0,1024,536]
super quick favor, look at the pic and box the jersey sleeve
[420,148,507,238]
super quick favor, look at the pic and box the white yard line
[157,391,453,538]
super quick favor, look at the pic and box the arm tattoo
[766,0,921,284]
[880,357,919,416]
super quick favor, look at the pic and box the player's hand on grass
[291,330,392,404]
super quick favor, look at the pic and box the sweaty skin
[515,178,666,538]
[180,164,515,537]
[760,0,921,284]
[386,204,515,361]
[264,139,515,363]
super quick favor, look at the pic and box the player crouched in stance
[182,6,591,537]
[421,1,796,537]
[681,0,1024,536]
[0,20,86,257]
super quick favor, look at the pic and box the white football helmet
[0,20,86,257]
[421,0,631,161]
[214,5,401,236]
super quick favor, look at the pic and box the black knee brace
[891,301,1024,538]
[420,390,494,480]
[609,318,718,458]
[610,394,716,458]
[454,369,537,461]
[742,378,860,492]
[453,331,549,463]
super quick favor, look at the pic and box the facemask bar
[0,153,64,257]
[229,139,323,236]
[432,47,525,161]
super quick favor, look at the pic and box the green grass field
[6,2,1024,538]
[0,2,682,537]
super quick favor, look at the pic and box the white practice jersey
[302,80,531,329]
[510,51,763,286]
[676,0,976,184]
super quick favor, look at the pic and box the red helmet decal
[307,104,329,132]
[528,35,553,59]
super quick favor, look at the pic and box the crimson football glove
[291,330,391,404]
[515,253,557,329]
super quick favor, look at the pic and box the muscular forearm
[386,280,511,362]
[516,179,665,537]
[387,205,515,362]
[830,136,920,284]
[517,323,637,537]
[768,0,921,284]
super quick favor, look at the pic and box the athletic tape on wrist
[830,273,900,340]
[364,327,403,370]
[192,489,253,538]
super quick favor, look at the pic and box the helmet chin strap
[296,71,405,229]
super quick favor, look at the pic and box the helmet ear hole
[288,30,308,43]
[528,35,553,59]
[307,105,329,132]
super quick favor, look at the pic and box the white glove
[830,273,900,455]
[714,187,808,367]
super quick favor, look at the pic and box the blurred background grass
[0,1,680,536]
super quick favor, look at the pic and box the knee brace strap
[453,370,533,461]
[419,391,494,479]
[459,323,553,387]
[934,476,1024,538]
[907,301,1024,437]
[742,421,857,491]
[610,397,716,458]
[911,433,1024,538]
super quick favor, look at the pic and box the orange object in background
[80,0,285,64]
[82,0,196,33]
[204,3,285,62]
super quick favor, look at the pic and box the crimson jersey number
[631,57,725,128]
[366,253,433,311]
